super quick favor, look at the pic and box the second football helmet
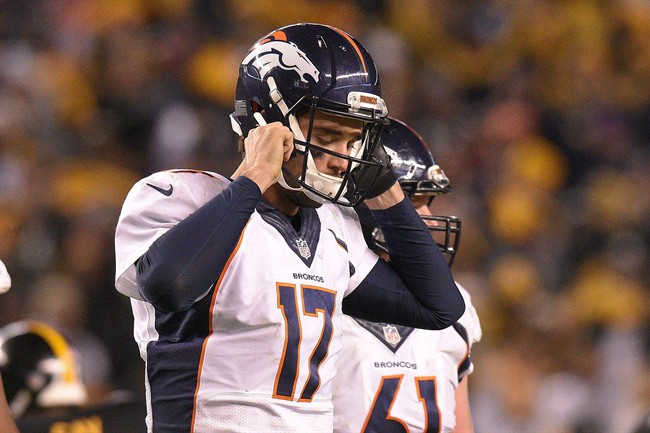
[231,23,390,206]
[381,118,452,197]
[0,320,88,418]
[365,118,461,266]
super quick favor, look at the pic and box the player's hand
[347,143,399,207]
[240,114,294,192]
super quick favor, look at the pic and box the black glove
[346,142,397,203]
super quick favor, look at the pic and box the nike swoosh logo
[146,183,174,196]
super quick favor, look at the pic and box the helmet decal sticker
[243,31,321,85]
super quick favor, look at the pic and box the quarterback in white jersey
[114,24,464,433]
[333,287,481,433]
[117,170,375,432]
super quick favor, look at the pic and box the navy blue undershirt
[136,176,464,328]
[342,200,464,329]
[136,176,261,312]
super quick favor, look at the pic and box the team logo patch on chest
[256,204,320,267]
[354,318,415,353]
[296,238,311,259]
[383,324,401,347]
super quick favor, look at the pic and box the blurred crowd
[0,1,648,432]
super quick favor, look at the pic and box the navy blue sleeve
[136,176,261,312]
[343,198,465,329]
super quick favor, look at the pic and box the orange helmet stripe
[326,26,368,80]
[260,30,288,45]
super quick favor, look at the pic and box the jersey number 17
[273,283,336,402]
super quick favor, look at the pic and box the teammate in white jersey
[114,24,465,433]
[333,118,482,433]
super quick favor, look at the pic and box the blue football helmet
[367,118,461,266]
[231,23,389,206]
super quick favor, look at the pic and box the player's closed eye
[317,135,334,145]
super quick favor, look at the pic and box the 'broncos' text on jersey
[332,286,481,433]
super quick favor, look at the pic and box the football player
[0,320,145,432]
[333,118,482,433]
[114,23,465,432]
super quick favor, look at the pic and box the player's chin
[278,187,322,209]
[295,191,324,208]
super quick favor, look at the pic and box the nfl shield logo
[296,239,311,259]
[383,324,401,347]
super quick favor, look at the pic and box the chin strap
[229,113,243,136]
[266,77,304,192]
[267,77,306,151]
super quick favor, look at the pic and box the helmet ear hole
[243,65,260,80]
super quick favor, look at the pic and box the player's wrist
[240,166,277,192]
[364,183,405,210]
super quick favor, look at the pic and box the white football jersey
[115,170,379,433]
[332,286,481,433]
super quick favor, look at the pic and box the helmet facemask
[420,214,461,266]
[285,95,388,206]
[371,212,461,266]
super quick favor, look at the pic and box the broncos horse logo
[243,31,320,84]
